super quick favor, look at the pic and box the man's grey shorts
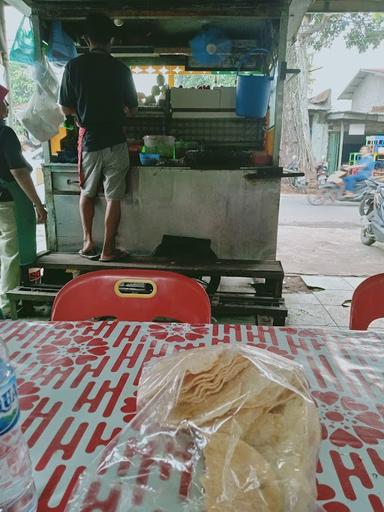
[81,142,129,200]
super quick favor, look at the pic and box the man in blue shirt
[343,146,375,196]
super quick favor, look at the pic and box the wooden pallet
[10,254,286,323]
[35,253,284,298]
[212,293,288,326]
[7,285,287,325]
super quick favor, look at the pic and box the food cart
[40,3,288,251]
[6,0,312,322]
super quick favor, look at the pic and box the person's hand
[35,204,47,224]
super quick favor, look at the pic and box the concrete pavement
[277,194,384,276]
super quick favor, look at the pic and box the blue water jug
[236,49,274,119]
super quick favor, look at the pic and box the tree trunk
[280,31,316,187]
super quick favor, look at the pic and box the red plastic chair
[349,273,384,330]
[51,269,211,323]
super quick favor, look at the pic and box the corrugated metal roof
[310,88,331,105]
[372,105,384,113]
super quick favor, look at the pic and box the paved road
[277,194,384,276]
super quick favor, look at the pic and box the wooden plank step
[214,292,285,305]
[212,302,288,326]
[212,302,288,314]
[7,285,60,301]
[212,292,288,325]
[35,252,284,278]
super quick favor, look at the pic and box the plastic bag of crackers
[67,346,322,512]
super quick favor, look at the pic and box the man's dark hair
[85,13,114,45]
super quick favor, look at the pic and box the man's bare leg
[79,193,96,253]
[101,199,121,259]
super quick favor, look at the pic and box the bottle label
[0,376,20,436]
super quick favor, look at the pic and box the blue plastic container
[236,49,273,119]
[139,153,160,166]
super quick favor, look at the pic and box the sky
[4,6,384,110]
[311,35,384,111]
[4,5,21,45]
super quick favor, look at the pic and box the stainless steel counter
[44,164,282,259]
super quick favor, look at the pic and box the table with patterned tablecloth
[0,320,383,512]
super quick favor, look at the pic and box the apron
[77,125,86,187]
[0,128,36,266]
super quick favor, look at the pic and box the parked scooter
[307,167,368,206]
[360,179,384,245]
[358,177,378,216]
[287,156,307,193]
[316,158,328,186]
[287,157,328,193]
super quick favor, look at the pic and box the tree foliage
[307,13,384,53]
[281,12,384,181]
[174,74,236,88]
[8,62,35,106]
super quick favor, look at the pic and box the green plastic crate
[349,152,361,165]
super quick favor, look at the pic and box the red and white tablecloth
[0,320,383,512]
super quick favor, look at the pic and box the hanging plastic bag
[32,60,60,98]
[66,345,322,511]
[18,59,64,142]
[47,21,77,66]
[10,16,36,65]
[18,86,64,142]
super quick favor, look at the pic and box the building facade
[309,70,384,173]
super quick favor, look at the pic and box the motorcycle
[316,159,328,186]
[287,158,328,193]
[358,178,378,216]
[307,168,368,206]
[360,179,384,246]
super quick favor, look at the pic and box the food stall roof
[8,0,290,18]
[8,1,286,59]
[7,0,289,52]
[8,0,384,17]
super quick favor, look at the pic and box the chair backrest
[51,269,211,323]
[349,273,384,330]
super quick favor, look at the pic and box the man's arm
[123,67,138,118]
[59,64,77,117]
[124,105,138,118]
[10,168,47,223]
[348,156,371,172]
[354,156,371,172]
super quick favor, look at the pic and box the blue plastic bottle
[0,341,37,512]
